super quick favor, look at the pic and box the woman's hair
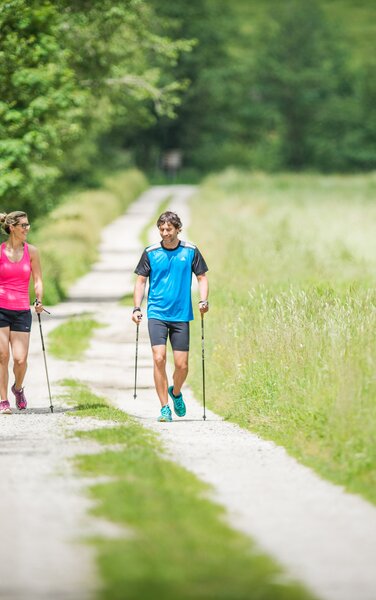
[0,211,28,235]
[156,211,182,231]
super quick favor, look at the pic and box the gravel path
[1,185,376,600]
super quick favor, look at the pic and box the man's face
[159,222,179,245]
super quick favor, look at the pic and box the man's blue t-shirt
[134,241,208,322]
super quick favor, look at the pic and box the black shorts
[0,308,32,332]
[148,319,190,351]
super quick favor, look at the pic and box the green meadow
[189,170,376,504]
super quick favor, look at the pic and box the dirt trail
[1,186,376,600]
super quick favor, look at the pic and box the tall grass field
[188,170,376,504]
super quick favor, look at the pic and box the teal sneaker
[168,386,186,417]
[158,404,172,422]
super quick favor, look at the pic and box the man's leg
[151,344,169,407]
[172,350,189,397]
[170,321,190,397]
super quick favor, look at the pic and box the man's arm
[132,275,147,323]
[197,273,209,314]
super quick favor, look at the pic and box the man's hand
[198,301,209,315]
[132,308,143,324]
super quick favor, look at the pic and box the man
[132,211,209,422]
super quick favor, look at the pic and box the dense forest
[1,0,375,219]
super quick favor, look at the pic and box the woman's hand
[34,300,44,314]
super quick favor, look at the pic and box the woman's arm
[29,244,44,311]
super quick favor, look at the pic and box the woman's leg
[10,331,30,389]
[0,327,11,400]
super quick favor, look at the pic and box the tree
[127,0,239,172]
[0,0,89,216]
[0,0,191,217]
[247,0,357,171]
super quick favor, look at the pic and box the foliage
[1,0,375,193]
[131,0,376,173]
[0,0,191,219]
[244,0,376,171]
[60,380,314,600]
[55,0,192,179]
[127,0,239,172]
[0,0,89,217]
[189,170,376,505]
[321,0,376,68]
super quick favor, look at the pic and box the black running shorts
[148,319,190,351]
[0,308,32,332]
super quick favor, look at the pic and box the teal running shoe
[168,386,186,417]
[158,404,172,422]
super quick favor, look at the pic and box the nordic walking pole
[133,321,140,399]
[35,302,53,413]
[201,312,206,421]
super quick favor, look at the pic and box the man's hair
[157,211,182,231]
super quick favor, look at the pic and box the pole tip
[203,414,206,421]
[50,406,54,413]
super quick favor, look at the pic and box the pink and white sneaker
[0,400,12,414]
[11,384,27,410]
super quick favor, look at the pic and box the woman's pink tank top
[0,242,32,310]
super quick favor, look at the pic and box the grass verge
[30,168,148,305]
[188,169,376,505]
[48,315,104,360]
[61,379,315,600]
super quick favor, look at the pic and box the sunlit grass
[48,315,104,360]
[189,170,376,504]
[61,379,315,600]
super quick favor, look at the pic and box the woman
[0,211,44,414]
